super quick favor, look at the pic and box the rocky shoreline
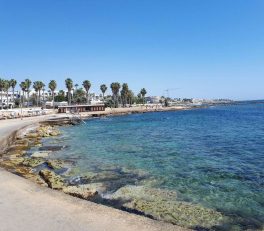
[0,119,234,230]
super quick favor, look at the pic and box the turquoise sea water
[43,103,264,230]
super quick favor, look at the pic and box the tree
[48,80,57,109]
[0,79,5,110]
[3,80,10,108]
[19,81,26,107]
[10,79,17,103]
[140,88,147,104]
[100,84,107,104]
[42,83,46,103]
[82,80,91,104]
[65,78,73,105]
[33,81,40,106]
[110,82,121,108]
[24,79,32,107]
[121,83,129,107]
[33,81,44,107]
[54,90,66,102]
[127,90,134,106]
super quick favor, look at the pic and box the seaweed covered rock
[22,158,45,168]
[39,169,64,190]
[111,185,228,229]
[63,184,98,200]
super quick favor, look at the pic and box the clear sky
[0,0,263,100]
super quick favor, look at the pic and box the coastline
[0,107,190,231]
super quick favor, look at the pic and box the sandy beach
[0,108,189,231]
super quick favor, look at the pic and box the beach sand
[0,109,189,231]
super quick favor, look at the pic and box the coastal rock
[0,158,25,169]
[14,166,48,187]
[111,185,227,229]
[47,159,70,170]
[8,144,29,152]
[14,139,29,147]
[39,169,64,190]
[63,184,98,200]
[31,151,51,158]
[26,133,39,139]
[38,125,61,137]
[22,158,45,168]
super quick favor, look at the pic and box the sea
[40,101,264,230]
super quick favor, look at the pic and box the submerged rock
[31,151,51,158]
[63,184,98,200]
[39,169,64,190]
[39,146,64,151]
[111,185,228,229]
[47,159,71,170]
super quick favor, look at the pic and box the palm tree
[0,79,5,110]
[48,80,57,109]
[24,79,32,107]
[121,83,129,107]
[127,90,134,106]
[65,78,73,105]
[3,80,10,108]
[42,83,46,103]
[140,88,147,104]
[19,81,26,107]
[100,84,107,104]
[110,82,121,108]
[82,80,91,104]
[33,81,41,106]
[10,79,17,103]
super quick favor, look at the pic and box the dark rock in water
[39,146,65,151]
[39,169,64,190]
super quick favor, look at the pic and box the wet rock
[23,158,45,168]
[63,184,98,200]
[47,159,69,170]
[39,169,64,190]
[31,151,51,158]
[112,185,177,202]
[79,183,107,195]
[111,185,227,229]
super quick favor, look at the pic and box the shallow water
[42,102,264,230]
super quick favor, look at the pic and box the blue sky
[0,0,263,100]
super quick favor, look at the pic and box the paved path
[0,116,188,231]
